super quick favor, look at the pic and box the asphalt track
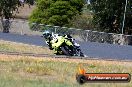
[0,32,132,60]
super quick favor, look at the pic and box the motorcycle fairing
[51,36,73,48]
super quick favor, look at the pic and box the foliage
[70,4,94,30]
[90,0,132,34]
[71,14,94,30]
[0,0,35,32]
[25,0,35,5]
[0,0,21,19]
[29,0,85,27]
[0,0,35,19]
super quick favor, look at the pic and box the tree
[29,0,85,27]
[0,0,35,19]
[70,3,94,30]
[0,0,21,19]
[0,0,21,32]
[90,0,132,34]
[0,0,34,33]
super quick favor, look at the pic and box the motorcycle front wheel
[75,49,84,57]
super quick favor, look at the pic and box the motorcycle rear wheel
[61,46,72,56]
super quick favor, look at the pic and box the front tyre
[80,51,84,57]
[75,49,84,57]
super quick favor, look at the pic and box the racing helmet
[42,30,51,39]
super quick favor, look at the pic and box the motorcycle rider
[42,31,53,50]
[42,31,84,56]
[43,31,74,54]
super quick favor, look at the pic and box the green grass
[0,56,131,87]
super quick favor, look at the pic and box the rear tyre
[61,46,71,56]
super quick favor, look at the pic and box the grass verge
[0,40,53,54]
[0,54,131,87]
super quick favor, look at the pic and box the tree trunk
[2,14,10,33]
[0,16,4,32]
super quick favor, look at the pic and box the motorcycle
[44,33,84,57]
[63,34,84,57]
